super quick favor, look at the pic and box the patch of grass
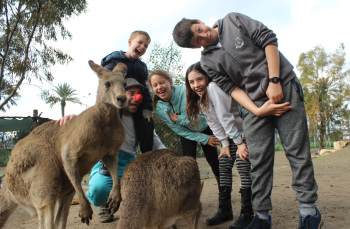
[310,141,333,149]
[275,143,284,151]
[275,141,334,152]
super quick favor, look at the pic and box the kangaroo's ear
[88,60,106,78]
[112,63,127,77]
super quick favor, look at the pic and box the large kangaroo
[117,149,203,229]
[0,61,127,229]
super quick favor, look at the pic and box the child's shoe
[244,215,271,229]
[206,186,233,225]
[229,188,254,229]
[298,208,323,229]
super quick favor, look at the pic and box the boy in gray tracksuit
[173,12,322,229]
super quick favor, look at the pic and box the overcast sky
[1,0,349,119]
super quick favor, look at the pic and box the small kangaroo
[117,149,203,229]
[0,61,127,229]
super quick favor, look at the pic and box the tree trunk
[319,118,326,149]
[61,100,66,117]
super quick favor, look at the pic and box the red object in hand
[133,93,143,103]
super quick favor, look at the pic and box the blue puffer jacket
[101,50,152,111]
[155,85,209,145]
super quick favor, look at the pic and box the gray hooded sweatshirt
[200,12,295,102]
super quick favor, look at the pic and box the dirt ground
[2,146,350,229]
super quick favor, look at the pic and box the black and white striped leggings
[219,139,252,189]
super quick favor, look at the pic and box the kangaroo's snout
[116,95,127,107]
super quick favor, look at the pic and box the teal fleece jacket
[155,85,209,144]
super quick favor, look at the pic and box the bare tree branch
[0,3,40,109]
[0,1,23,83]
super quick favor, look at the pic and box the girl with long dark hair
[185,62,253,228]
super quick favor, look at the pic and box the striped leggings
[219,139,252,189]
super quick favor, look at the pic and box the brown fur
[0,61,127,229]
[117,149,202,229]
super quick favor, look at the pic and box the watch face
[270,77,280,83]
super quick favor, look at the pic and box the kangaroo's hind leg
[0,189,17,229]
[55,190,75,229]
[182,206,202,229]
[37,202,55,229]
[31,159,62,229]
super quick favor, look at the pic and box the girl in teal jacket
[149,69,225,223]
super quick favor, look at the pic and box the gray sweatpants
[243,76,318,211]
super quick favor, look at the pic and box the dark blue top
[101,50,152,110]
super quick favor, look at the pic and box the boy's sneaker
[298,208,323,229]
[244,215,271,229]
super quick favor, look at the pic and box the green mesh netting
[0,117,34,132]
[0,116,51,166]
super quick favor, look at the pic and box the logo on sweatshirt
[235,37,244,49]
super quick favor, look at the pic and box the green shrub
[0,149,11,167]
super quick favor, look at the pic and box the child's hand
[266,82,283,103]
[219,146,231,158]
[55,114,76,126]
[237,143,249,160]
[257,100,291,117]
[207,136,220,147]
[168,112,178,123]
[142,109,153,122]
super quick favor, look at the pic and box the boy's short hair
[173,18,199,48]
[129,30,151,43]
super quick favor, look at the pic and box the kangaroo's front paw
[107,190,121,214]
[79,203,93,225]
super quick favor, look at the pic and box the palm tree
[41,83,81,117]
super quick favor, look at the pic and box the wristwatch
[269,76,281,84]
[233,137,244,145]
